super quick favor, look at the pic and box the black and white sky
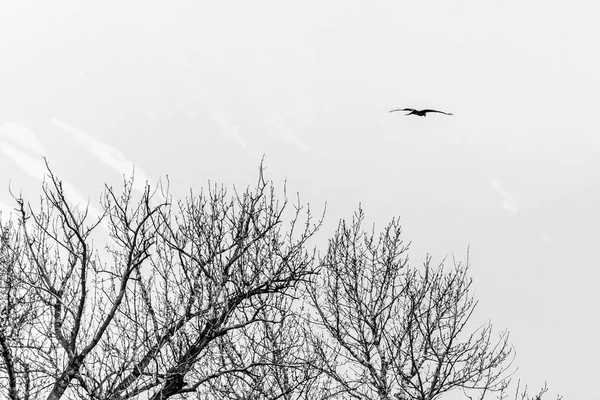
[1,2,599,399]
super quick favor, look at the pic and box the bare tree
[308,207,514,400]
[3,160,166,400]
[199,296,326,400]
[0,162,561,400]
[94,168,323,399]
[495,380,563,400]
[1,215,37,400]
[0,159,323,400]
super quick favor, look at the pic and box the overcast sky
[1,1,599,398]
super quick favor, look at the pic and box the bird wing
[389,108,415,113]
[421,109,453,115]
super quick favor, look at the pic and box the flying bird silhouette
[389,108,453,117]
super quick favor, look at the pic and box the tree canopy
[0,160,560,400]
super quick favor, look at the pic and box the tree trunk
[46,360,82,400]
[149,374,186,400]
[0,332,19,400]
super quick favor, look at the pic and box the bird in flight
[389,108,453,117]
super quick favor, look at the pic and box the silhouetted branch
[308,207,514,400]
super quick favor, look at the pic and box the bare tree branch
[0,163,559,400]
[308,207,516,400]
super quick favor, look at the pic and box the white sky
[1,1,599,399]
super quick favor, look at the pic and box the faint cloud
[212,112,258,159]
[314,147,330,157]
[0,143,102,221]
[489,178,521,216]
[0,143,47,180]
[284,134,310,151]
[263,111,327,157]
[541,235,551,243]
[49,117,151,192]
[0,122,45,155]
